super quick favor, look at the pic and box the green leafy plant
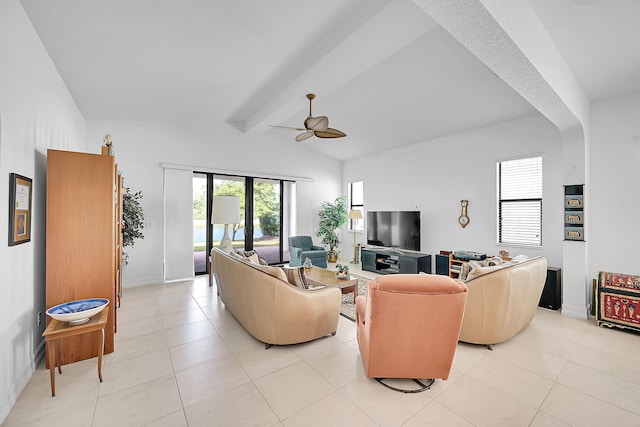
[259,212,279,236]
[316,196,348,257]
[122,187,145,264]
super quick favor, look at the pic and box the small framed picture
[565,195,583,209]
[564,226,584,241]
[564,211,584,225]
[9,173,32,246]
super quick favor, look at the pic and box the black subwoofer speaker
[539,267,562,310]
[435,254,449,275]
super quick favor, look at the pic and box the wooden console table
[42,308,109,397]
[361,248,431,275]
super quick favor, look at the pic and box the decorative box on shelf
[597,271,640,332]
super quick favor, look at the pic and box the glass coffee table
[304,267,358,303]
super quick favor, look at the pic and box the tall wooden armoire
[46,149,122,365]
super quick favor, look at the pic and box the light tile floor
[4,275,640,426]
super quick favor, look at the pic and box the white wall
[0,0,86,422]
[341,114,564,269]
[589,90,640,278]
[85,120,343,286]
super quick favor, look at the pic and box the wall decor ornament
[458,199,470,228]
[8,173,32,246]
[104,134,114,156]
[564,184,584,241]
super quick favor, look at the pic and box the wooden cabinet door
[46,149,116,365]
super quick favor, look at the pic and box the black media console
[361,248,432,275]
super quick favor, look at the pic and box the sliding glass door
[194,171,294,273]
[250,179,295,264]
[212,175,247,251]
[251,178,282,264]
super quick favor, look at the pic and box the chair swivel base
[375,378,435,393]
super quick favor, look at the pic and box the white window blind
[497,156,542,247]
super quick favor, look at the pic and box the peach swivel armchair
[356,274,468,392]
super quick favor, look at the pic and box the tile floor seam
[89,397,98,427]
[552,381,640,419]
[146,409,187,426]
[556,361,640,416]
[565,357,640,387]
[527,409,564,427]
[156,313,190,415]
[460,371,540,412]
[96,372,177,404]
[247,378,284,424]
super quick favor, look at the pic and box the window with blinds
[497,156,542,247]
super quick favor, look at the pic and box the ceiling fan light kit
[274,93,346,142]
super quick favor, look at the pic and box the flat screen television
[366,211,421,251]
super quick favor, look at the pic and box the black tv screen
[366,211,421,251]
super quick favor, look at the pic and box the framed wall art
[564,184,584,241]
[8,173,32,246]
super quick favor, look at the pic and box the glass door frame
[200,172,292,274]
[245,178,286,264]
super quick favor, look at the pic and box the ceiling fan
[273,93,346,142]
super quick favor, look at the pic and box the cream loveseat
[458,256,548,347]
[211,248,341,347]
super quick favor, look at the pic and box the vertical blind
[497,156,543,247]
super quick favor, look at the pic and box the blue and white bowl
[46,298,109,325]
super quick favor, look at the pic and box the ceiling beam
[234,0,439,133]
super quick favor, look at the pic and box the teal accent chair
[288,236,327,268]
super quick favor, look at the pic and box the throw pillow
[486,257,504,266]
[459,262,471,281]
[282,266,309,289]
[235,249,268,265]
[253,263,288,282]
[466,262,503,281]
[246,252,261,264]
[512,254,530,263]
[229,251,247,261]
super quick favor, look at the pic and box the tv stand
[361,248,431,275]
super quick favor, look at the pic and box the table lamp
[212,195,240,253]
[348,209,363,263]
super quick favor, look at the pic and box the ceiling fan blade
[314,128,346,139]
[271,125,306,131]
[295,131,314,142]
[304,115,329,132]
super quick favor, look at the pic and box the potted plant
[316,196,348,263]
[122,186,145,265]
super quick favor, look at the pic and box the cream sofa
[458,256,548,346]
[211,248,341,347]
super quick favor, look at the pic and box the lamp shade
[348,209,363,220]
[212,195,240,224]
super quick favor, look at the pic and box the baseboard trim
[561,304,588,319]
[122,276,165,288]
[163,276,196,284]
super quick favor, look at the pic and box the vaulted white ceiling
[19,0,640,160]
